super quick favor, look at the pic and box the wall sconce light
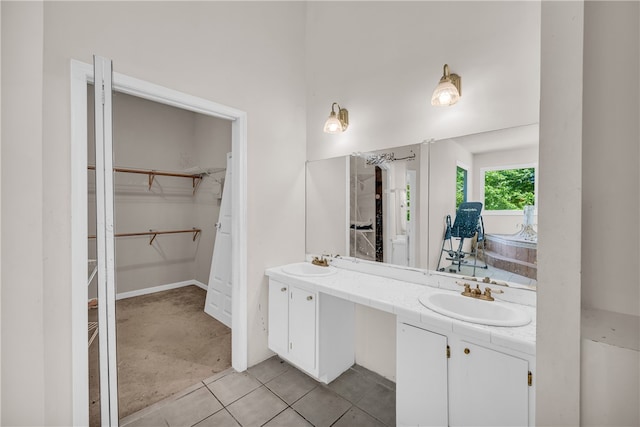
[323,102,349,134]
[431,64,461,106]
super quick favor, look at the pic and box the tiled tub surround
[265,259,536,426]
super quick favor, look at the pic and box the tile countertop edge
[265,265,536,356]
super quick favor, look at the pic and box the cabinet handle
[307,296,313,301]
[464,348,470,354]
[280,287,287,292]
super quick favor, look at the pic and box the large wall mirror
[306,124,538,288]
[427,124,538,288]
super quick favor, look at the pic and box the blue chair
[436,202,487,276]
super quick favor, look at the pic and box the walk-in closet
[86,86,232,425]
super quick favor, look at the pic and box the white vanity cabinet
[267,278,354,383]
[397,320,534,427]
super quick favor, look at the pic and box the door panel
[93,55,119,426]
[267,280,289,355]
[205,153,232,327]
[450,341,529,427]
[289,287,316,372]
[396,323,448,427]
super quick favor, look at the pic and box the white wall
[306,1,541,161]
[1,2,45,425]
[0,2,306,424]
[354,305,396,381]
[580,339,639,426]
[0,2,3,420]
[580,2,640,425]
[537,2,584,424]
[582,1,639,317]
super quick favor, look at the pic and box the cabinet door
[289,286,316,373]
[450,341,529,427]
[267,280,289,355]
[396,323,448,427]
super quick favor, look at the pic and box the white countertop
[266,263,536,356]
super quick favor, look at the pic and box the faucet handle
[483,287,504,301]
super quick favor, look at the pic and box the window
[456,166,468,208]
[483,166,535,211]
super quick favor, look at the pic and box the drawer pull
[307,296,313,301]
[281,287,287,292]
[464,348,470,354]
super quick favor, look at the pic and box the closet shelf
[88,228,202,245]
[88,165,205,194]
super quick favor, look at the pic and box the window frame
[455,161,470,209]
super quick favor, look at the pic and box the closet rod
[88,228,202,245]
[88,165,205,193]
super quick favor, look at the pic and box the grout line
[290,406,316,427]
[328,404,354,427]
[260,406,289,426]
[288,384,319,406]
[203,384,225,409]
[120,381,204,426]
[223,407,243,427]
[203,366,236,385]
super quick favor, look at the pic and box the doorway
[70,59,248,425]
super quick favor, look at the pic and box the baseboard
[115,279,208,300]
[192,280,208,291]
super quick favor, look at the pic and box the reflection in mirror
[306,156,350,258]
[350,144,426,267]
[305,125,539,289]
[429,124,539,287]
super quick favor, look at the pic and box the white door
[93,56,119,426]
[449,341,529,427]
[289,286,316,373]
[396,322,448,427]
[267,279,289,355]
[205,153,233,327]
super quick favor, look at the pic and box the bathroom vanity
[265,260,536,426]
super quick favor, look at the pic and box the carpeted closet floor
[88,285,232,426]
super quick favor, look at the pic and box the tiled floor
[120,356,396,427]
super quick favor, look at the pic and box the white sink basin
[281,262,337,277]
[419,291,531,327]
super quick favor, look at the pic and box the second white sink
[281,262,337,277]
[419,291,531,327]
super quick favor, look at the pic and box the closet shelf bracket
[192,176,203,195]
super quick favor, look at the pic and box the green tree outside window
[456,166,467,208]
[484,167,535,210]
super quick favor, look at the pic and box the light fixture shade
[431,81,460,106]
[323,113,343,134]
[431,64,461,107]
[323,103,349,133]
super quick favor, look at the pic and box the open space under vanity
[266,258,536,426]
